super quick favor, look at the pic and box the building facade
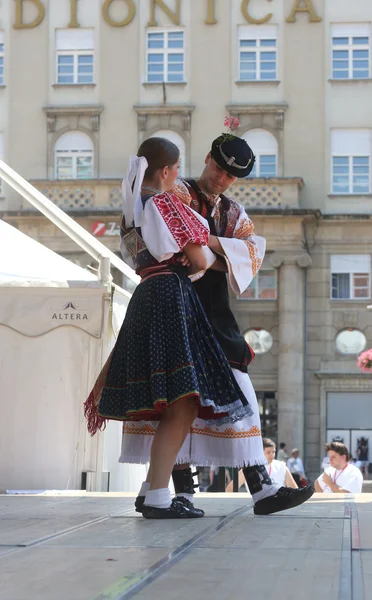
[1,0,372,477]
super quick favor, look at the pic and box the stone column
[270,252,312,455]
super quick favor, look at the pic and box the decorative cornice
[314,371,372,379]
[270,252,312,269]
[43,105,104,132]
[43,105,104,117]
[134,104,195,132]
[134,104,195,116]
[241,177,304,188]
[225,102,288,115]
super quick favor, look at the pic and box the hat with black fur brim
[211,133,255,178]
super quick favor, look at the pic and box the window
[54,131,94,180]
[0,32,4,85]
[244,329,273,354]
[239,269,277,299]
[55,29,94,84]
[150,130,186,177]
[335,329,367,355]
[331,130,371,194]
[0,133,4,196]
[331,255,371,299]
[238,25,277,81]
[146,30,184,83]
[332,24,370,80]
[242,129,278,178]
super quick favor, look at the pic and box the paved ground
[0,492,369,600]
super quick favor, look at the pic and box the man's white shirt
[316,464,363,493]
[268,459,287,487]
[287,457,305,477]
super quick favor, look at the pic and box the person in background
[315,442,363,493]
[356,437,369,480]
[287,449,307,488]
[321,453,330,471]
[226,438,298,491]
[277,442,288,463]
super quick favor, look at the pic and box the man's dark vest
[184,179,254,372]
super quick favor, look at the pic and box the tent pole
[0,159,139,284]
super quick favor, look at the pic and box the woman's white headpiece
[121,155,148,228]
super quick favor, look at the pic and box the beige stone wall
[1,0,371,212]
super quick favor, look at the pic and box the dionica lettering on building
[13,0,322,30]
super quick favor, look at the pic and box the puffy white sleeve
[141,192,210,263]
[217,206,266,295]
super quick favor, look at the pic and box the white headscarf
[121,155,148,228]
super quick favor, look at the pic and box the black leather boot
[172,467,199,495]
[243,465,314,515]
[243,465,273,493]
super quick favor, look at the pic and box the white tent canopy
[0,219,97,285]
[0,220,145,492]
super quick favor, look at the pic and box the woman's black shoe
[135,495,145,513]
[142,497,205,519]
[135,495,204,517]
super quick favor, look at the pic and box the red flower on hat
[224,115,240,132]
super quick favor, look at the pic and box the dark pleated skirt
[98,269,252,426]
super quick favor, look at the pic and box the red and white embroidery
[153,192,209,250]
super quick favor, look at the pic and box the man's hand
[176,253,192,267]
[322,473,333,487]
[208,235,224,254]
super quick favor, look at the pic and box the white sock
[144,488,171,509]
[175,493,194,503]
[138,481,150,496]
[252,482,280,503]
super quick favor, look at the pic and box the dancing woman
[85,137,252,518]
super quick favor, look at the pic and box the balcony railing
[30,179,123,210]
[30,177,304,211]
[228,177,304,209]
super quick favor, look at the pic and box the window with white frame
[0,133,4,196]
[146,30,185,83]
[150,130,186,177]
[331,24,370,80]
[0,32,4,85]
[239,269,277,300]
[242,129,278,178]
[331,130,371,194]
[238,25,277,81]
[54,131,94,180]
[55,29,94,84]
[331,255,371,299]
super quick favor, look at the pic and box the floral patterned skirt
[88,269,252,432]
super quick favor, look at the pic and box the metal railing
[0,159,140,285]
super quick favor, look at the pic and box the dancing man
[122,126,314,515]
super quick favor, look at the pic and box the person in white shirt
[315,442,363,494]
[277,442,289,463]
[287,449,307,487]
[263,439,298,488]
[225,438,298,491]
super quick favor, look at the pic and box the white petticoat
[119,369,265,468]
